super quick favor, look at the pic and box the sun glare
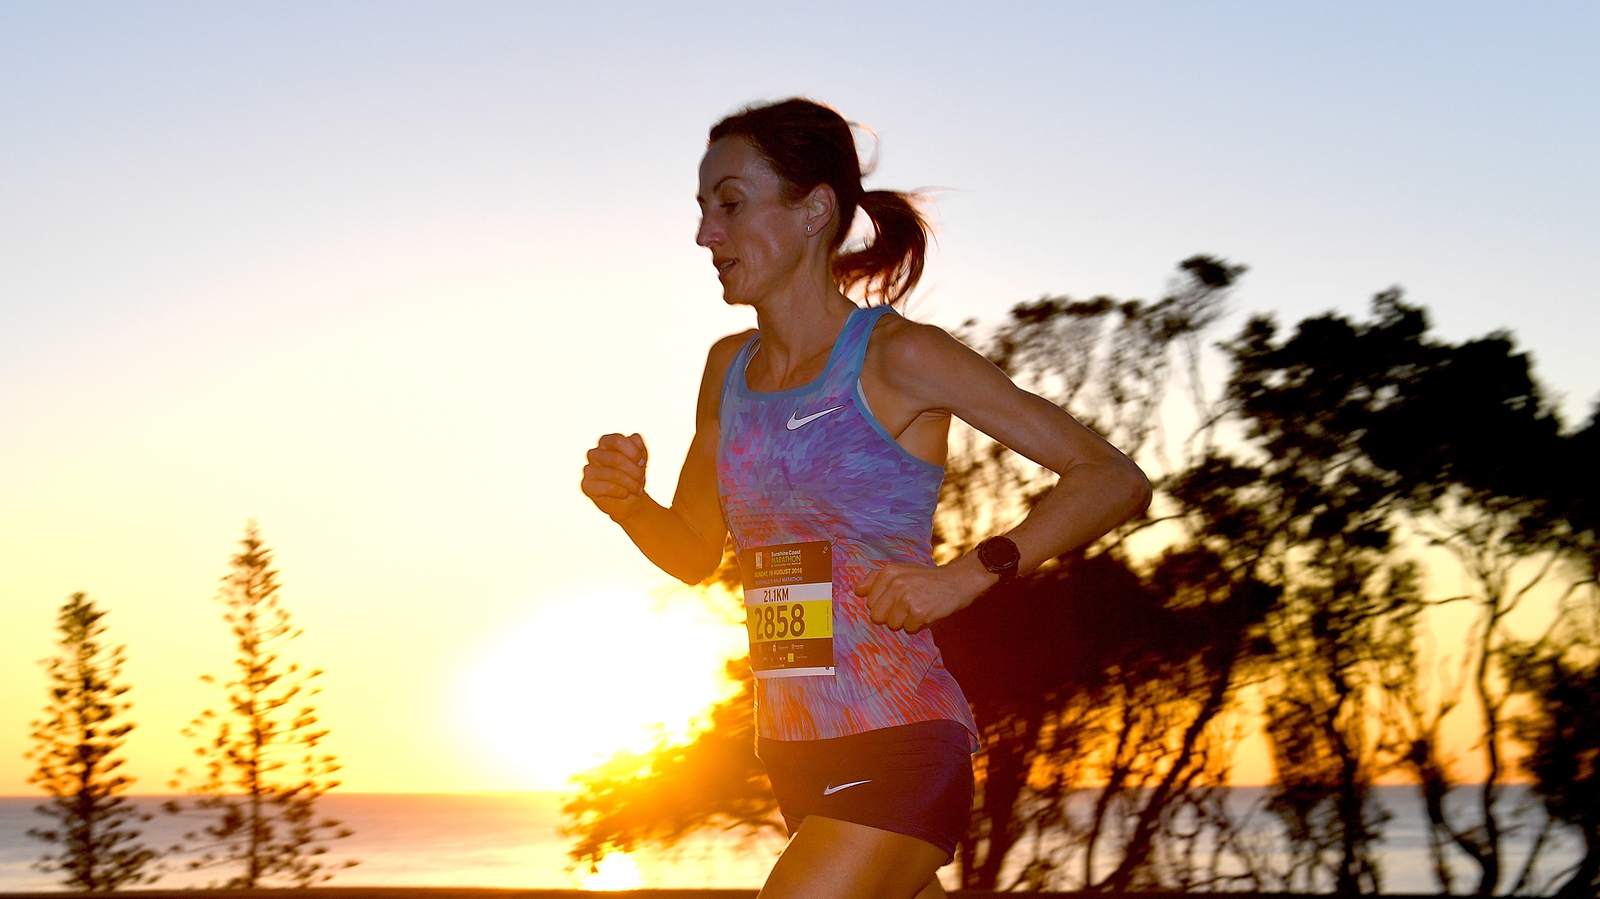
[459,587,745,789]
[580,852,645,891]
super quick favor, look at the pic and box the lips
[715,258,736,277]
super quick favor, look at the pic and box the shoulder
[863,312,1023,419]
[705,329,759,378]
[865,313,988,390]
[694,329,759,423]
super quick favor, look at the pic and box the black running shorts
[757,719,975,861]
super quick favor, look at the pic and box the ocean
[0,787,1582,893]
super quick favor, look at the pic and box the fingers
[861,567,889,621]
[863,566,910,631]
[624,433,647,467]
[584,434,649,495]
[599,432,647,465]
[860,564,940,633]
[854,569,879,597]
[581,434,651,521]
[584,450,643,494]
[580,465,635,500]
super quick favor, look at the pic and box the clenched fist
[581,433,649,523]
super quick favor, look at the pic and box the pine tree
[26,592,160,891]
[166,522,355,887]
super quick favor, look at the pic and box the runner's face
[695,138,809,306]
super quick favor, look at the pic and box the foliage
[1228,292,1593,895]
[1557,409,1600,585]
[1359,314,1573,896]
[1368,333,1581,891]
[1504,520,1600,898]
[1507,647,1600,897]
[931,256,1267,892]
[932,548,1273,891]
[564,658,782,871]
[1218,293,1445,893]
[165,522,355,888]
[938,255,1245,555]
[26,593,160,891]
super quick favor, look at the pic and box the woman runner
[580,98,1151,899]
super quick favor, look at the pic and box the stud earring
[806,225,812,233]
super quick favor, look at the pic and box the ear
[801,184,837,237]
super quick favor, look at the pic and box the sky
[1,2,1596,794]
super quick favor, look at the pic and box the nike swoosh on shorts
[821,779,872,796]
[786,405,844,431]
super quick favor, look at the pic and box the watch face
[980,536,1020,572]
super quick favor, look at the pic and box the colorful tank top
[718,304,979,744]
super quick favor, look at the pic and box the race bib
[740,541,835,678]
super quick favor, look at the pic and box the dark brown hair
[709,98,929,308]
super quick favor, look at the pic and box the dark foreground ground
[0,883,1452,889]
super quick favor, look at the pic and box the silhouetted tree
[1506,637,1600,897]
[932,548,1272,891]
[1375,308,1580,897]
[166,522,355,887]
[1219,293,1452,893]
[939,255,1246,554]
[1369,323,1570,897]
[931,257,1264,892]
[1230,292,1597,895]
[1499,411,1600,897]
[564,658,782,871]
[1256,566,1416,895]
[1557,407,1600,589]
[26,593,160,891]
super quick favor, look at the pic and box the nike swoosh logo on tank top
[786,405,844,430]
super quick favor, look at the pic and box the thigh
[758,815,947,899]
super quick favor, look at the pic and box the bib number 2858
[740,541,835,678]
[750,600,808,639]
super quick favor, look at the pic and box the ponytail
[834,190,928,308]
[709,98,932,309]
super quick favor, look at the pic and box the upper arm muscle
[669,332,751,556]
[865,320,1127,477]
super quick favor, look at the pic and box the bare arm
[579,333,749,584]
[856,318,1152,631]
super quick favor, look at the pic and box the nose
[696,213,722,248]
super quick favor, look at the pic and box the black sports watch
[976,535,1021,579]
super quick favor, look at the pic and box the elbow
[671,544,728,588]
[675,565,716,587]
[671,559,717,586]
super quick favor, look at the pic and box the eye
[721,201,740,214]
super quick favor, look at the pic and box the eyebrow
[696,175,741,203]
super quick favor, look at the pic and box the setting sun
[580,853,645,892]
[456,587,747,789]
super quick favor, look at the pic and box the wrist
[975,534,1022,580]
[954,551,1001,597]
[609,493,650,526]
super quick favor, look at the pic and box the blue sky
[1,2,1595,791]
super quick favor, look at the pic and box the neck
[749,259,858,384]
[752,292,857,385]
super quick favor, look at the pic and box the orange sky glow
[3,3,1595,798]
